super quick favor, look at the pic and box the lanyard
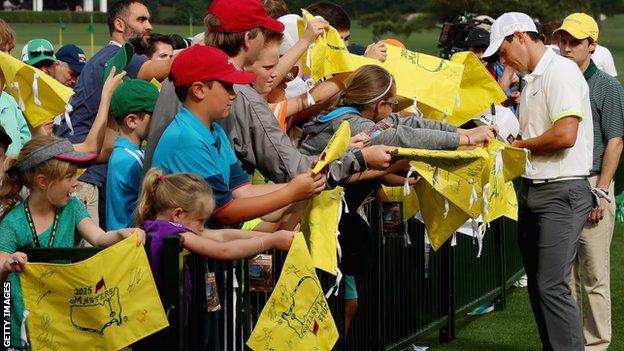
[24,199,60,248]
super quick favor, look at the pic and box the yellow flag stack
[302,9,506,126]
[393,141,527,250]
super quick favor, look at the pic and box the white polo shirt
[519,48,593,180]
[592,45,617,77]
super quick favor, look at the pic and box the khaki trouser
[571,176,615,351]
[75,181,98,248]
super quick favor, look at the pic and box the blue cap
[55,44,87,74]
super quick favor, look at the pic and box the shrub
[0,10,108,23]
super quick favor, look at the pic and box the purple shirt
[141,219,194,320]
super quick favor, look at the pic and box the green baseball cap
[110,79,159,120]
[102,42,134,83]
[21,39,56,66]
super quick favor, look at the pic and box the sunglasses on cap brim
[29,49,54,58]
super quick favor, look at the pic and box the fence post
[494,219,508,311]
[439,240,455,343]
[162,236,184,350]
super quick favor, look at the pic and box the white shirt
[519,48,593,180]
[592,44,617,77]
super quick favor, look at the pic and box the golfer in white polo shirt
[483,12,593,351]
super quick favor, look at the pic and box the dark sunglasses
[29,49,54,58]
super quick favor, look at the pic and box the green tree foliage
[284,0,424,17]
[426,0,624,22]
[170,0,210,25]
[358,12,437,37]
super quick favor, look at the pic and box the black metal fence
[23,201,524,351]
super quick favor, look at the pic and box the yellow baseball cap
[554,13,599,41]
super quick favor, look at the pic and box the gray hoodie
[299,109,460,156]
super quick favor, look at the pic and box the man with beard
[56,0,171,227]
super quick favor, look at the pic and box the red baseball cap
[170,45,256,87]
[208,0,285,33]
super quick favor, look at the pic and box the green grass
[6,16,624,350]
[418,223,624,350]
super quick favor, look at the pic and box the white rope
[403,220,411,247]
[20,310,30,347]
[432,166,440,187]
[476,222,489,258]
[12,82,25,110]
[443,198,449,219]
[455,92,461,108]
[403,166,416,196]
[481,183,490,218]
[63,103,74,135]
[340,190,349,214]
[412,96,423,118]
[451,232,457,246]
[325,268,343,298]
[469,179,478,208]
[494,148,504,175]
[334,190,344,261]
[32,72,41,106]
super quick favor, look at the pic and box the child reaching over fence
[0,135,146,349]
[135,167,295,264]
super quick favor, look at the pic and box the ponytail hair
[0,157,21,217]
[340,65,396,108]
[0,136,78,218]
[135,168,215,226]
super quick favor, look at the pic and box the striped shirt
[584,60,624,173]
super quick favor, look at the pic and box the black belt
[522,176,587,185]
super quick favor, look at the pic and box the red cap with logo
[208,0,285,33]
[170,45,256,87]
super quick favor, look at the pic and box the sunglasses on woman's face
[29,49,54,58]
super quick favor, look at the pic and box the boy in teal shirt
[105,79,159,230]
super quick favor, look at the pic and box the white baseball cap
[473,105,520,144]
[278,14,301,56]
[483,12,538,58]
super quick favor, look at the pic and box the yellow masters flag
[312,120,351,174]
[301,187,343,275]
[20,233,168,351]
[395,147,489,218]
[0,51,74,128]
[382,45,463,114]
[480,140,525,223]
[416,179,470,250]
[303,9,462,114]
[247,232,339,351]
[419,51,507,126]
[303,9,354,82]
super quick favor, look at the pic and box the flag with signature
[247,233,339,351]
[20,233,168,351]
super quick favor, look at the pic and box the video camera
[437,14,493,59]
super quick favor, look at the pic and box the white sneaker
[513,274,528,288]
